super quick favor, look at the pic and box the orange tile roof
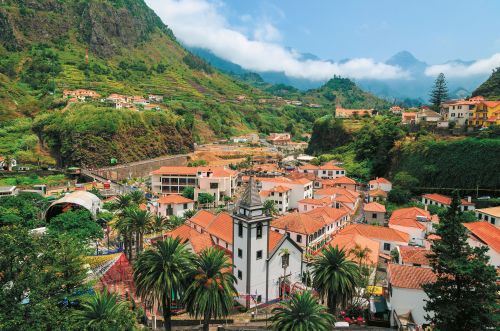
[268,231,284,252]
[258,176,312,185]
[368,189,387,197]
[206,212,233,244]
[259,190,271,198]
[369,177,391,185]
[151,166,237,177]
[341,224,409,243]
[189,210,216,229]
[364,202,386,213]
[389,207,431,229]
[327,233,380,265]
[270,185,291,193]
[306,206,350,222]
[423,193,474,206]
[272,212,325,235]
[388,264,436,289]
[299,197,332,206]
[399,246,430,266]
[463,222,500,253]
[165,224,200,242]
[329,176,356,185]
[157,195,194,204]
[475,206,500,218]
[286,172,317,181]
[319,161,344,171]
[189,232,214,253]
[315,187,359,198]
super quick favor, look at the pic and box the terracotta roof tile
[369,177,391,185]
[189,210,216,228]
[206,212,233,244]
[368,189,388,197]
[341,224,409,243]
[189,232,214,253]
[157,195,194,204]
[388,264,436,289]
[299,197,332,206]
[464,222,500,253]
[165,224,200,242]
[268,231,284,252]
[151,166,237,177]
[306,206,350,222]
[364,202,386,213]
[389,207,431,229]
[327,233,380,265]
[399,246,430,266]
[475,206,500,218]
[423,193,474,206]
[258,176,312,185]
[272,212,324,235]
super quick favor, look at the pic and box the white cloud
[425,53,500,78]
[145,0,409,81]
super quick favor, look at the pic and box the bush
[388,188,411,204]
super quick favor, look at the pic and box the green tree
[115,194,133,211]
[387,188,411,204]
[0,227,87,330]
[133,237,193,331]
[114,213,134,261]
[429,73,449,111]
[183,248,236,331]
[126,208,152,255]
[48,209,104,244]
[270,291,334,331]
[183,209,196,220]
[181,186,195,200]
[198,193,215,205]
[263,199,278,216]
[312,246,360,314]
[423,193,497,330]
[129,191,145,206]
[392,171,419,191]
[74,290,137,331]
[306,115,352,155]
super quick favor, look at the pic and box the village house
[320,176,357,191]
[368,177,392,192]
[474,206,500,226]
[367,188,388,202]
[165,224,214,254]
[325,232,380,266]
[266,133,291,145]
[387,264,436,329]
[472,100,500,127]
[401,112,417,125]
[232,178,303,308]
[314,187,361,212]
[257,177,313,209]
[297,161,346,179]
[463,222,500,267]
[390,105,403,114]
[131,96,150,106]
[363,202,386,225]
[421,193,475,212]
[271,207,350,252]
[259,186,291,214]
[155,195,195,218]
[148,94,163,102]
[415,109,442,124]
[0,186,18,197]
[388,207,437,246]
[396,246,431,268]
[336,107,374,118]
[63,89,101,101]
[339,224,409,256]
[441,99,477,127]
[150,166,238,206]
[297,197,334,212]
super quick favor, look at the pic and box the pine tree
[429,73,449,111]
[423,192,497,331]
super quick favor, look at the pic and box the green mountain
[0,0,386,168]
[472,67,500,100]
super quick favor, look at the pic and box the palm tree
[114,214,134,261]
[129,190,145,206]
[270,291,334,331]
[133,237,192,331]
[151,215,169,236]
[263,199,278,216]
[115,194,133,211]
[183,248,236,331]
[183,209,196,220]
[349,243,372,266]
[311,246,360,315]
[126,208,153,254]
[74,289,136,331]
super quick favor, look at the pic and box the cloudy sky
[145,0,500,81]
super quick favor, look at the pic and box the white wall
[260,181,312,209]
[467,237,500,267]
[389,224,425,246]
[390,287,433,327]
[266,239,302,302]
[157,202,194,218]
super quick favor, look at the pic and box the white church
[232,176,303,308]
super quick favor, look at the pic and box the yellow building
[473,101,500,127]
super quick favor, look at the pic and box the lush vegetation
[423,194,497,330]
[429,73,448,111]
[472,67,500,100]
[0,192,48,228]
[48,209,104,244]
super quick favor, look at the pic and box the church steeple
[235,176,268,221]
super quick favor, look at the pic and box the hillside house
[388,207,438,246]
[401,112,417,124]
[336,107,374,118]
[156,195,195,218]
[266,133,291,145]
[441,99,477,127]
[475,206,500,226]
[363,202,386,225]
[259,185,291,214]
[421,193,475,212]
[415,109,441,124]
[368,177,392,192]
[257,177,313,209]
[464,222,500,267]
[339,224,409,255]
[297,161,346,179]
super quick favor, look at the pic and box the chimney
[424,205,428,211]
[467,196,472,203]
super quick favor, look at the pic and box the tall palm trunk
[139,231,144,252]
[135,230,141,255]
[162,294,172,331]
[327,290,337,315]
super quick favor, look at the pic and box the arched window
[256,223,263,239]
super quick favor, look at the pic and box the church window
[238,222,243,237]
[256,223,263,239]
[256,250,263,260]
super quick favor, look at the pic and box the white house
[363,202,386,225]
[441,99,477,127]
[151,166,238,206]
[340,224,409,255]
[314,187,360,212]
[297,197,332,213]
[388,207,437,247]
[257,177,313,209]
[387,264,436,329]
[156,195,195,218]
[297,161,346,179]
[422,193,475,212]
[368,177,392,192]
[0,186,18,197]
[233,177,303,308]
[464,222,500,267]
[397,246,431,268]
[474,206,500,227]
[259,185,291,214]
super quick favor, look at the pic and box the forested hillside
[472,67,500,100]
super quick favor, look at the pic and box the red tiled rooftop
[206,212,233,245]
[399,246,431,266]
[423,193,474,206]
[369,177,391,185]
[268,231,284,252]
[189,210,216,229]
[157,195,194,204]
[327,233,380,265]
[389,207,431,229]
[388,263,436,289]
[364,202,386,213]
[464,222,500,253]
[272,212,325,235]
[340,224,409,243]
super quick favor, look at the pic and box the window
[256,223,263,239]
[297,234,302,243]
[256,295,262,303]
[238,222,243,237]
[372,213,377,219]
[451,113,456,117]
[237,270,242,280]
[210,182,218,189]
[383,243,391,251]
[256,250,263,260]
[238,249,243,258]
[491,218,496,225]
[183,203,188,209]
